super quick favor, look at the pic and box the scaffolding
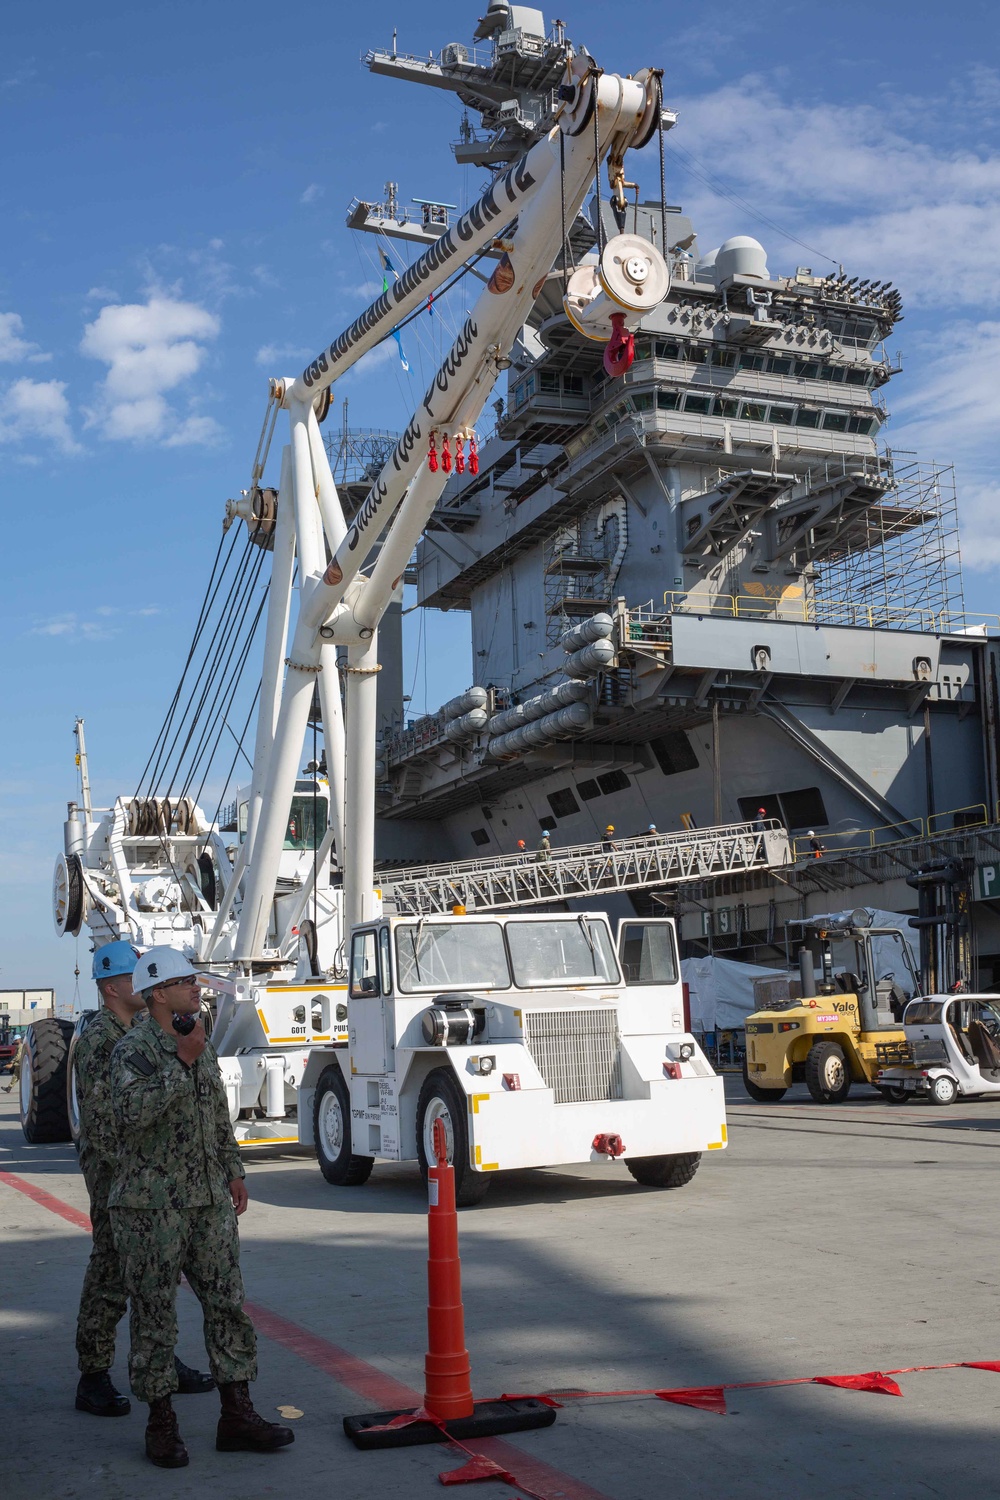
[812,451,965,630]
[323,400,400,493]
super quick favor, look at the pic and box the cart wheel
[416,1068,490,1207]
[742,1058,787,1102]
[626,1152,701,1189]
[313,1065,374,1185]
[928,1074,958,1107]
[878,1085,910,1105]
[805,1040,852,1103]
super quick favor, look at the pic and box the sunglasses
[157,975,200,991]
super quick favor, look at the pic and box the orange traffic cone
[424,1117,474,1420]
[343,1117,557,1451]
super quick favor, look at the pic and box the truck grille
[523,1008,623,1104]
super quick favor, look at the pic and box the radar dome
[695,246,720,282]
[714,236,769,287]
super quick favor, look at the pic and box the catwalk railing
[381,820,791,916]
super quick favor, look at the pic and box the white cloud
[887,321,1000,570]
[0,378,79,453]
[255,342,312,367]
[659,74,1000,308]
[80,294,220,445]
[29,613,117,641]
[0,312,50,364]
[300,183,324,205]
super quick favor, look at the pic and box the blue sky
[1,0,997,1000]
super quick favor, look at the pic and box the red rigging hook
[603,312,635,379]
[442,434,453,473]
[468,434,479,475]
[428,432,439,472]
[455,436,466,474]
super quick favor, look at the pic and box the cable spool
[557,52,597,137]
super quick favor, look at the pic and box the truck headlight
[678,1042,695,1061]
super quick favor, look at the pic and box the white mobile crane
[25,57,791,1200]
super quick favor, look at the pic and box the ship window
[741,402,768,421]
[632,338,652,360]
[563,372,583,395]
[767,357,792,374]
[632,392,654,412]
[739,787,828,830]
[711,349,736,368]
[714,397,739,417]
[577,778,601,801]
[470,827,491,847]
[657,390,679,411]
[770,406,794,425]
[795,408,821,427]
[795,361,820,378]
[524,375,536,397]
[684,394,711,414]
[821,365,844,382]
[650,732,699,776]
[845,368,868,385]
[738,352,765,371]
[654,340,681,359]
[547,787,580,819]
[539,370,558,392]
[597,770,630,795]
[513,383,525,408]
[848,415,876,434]
[822,411,848,431]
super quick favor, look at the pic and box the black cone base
[344,1397,556,1450]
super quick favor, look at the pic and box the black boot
[174,1353,215,1394]
[217,1380,295,1452]
[145,1396,189,1468]
[75,1370,131,1417]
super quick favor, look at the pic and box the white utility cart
[876,993,1000,1106]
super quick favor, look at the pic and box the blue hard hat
[92,940,139,981]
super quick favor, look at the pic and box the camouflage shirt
[74,1008,130,1180]
[108,1022,244,1211]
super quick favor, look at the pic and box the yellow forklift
[742,910,919,1103]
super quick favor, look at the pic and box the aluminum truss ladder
[382,820,791,917]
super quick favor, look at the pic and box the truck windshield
[284,794,328,851]
[506,919,619,987]
[395,923,510,993]
[904,1000,944,1025]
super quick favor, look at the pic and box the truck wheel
[805,1040,851,1104]
[742,1059,787,1102]
[878,1085,910,1105]
[313,1065,374,1185]
[626,1152,701,1189]
[416,1068,490,1208]
[928,1074,958,1107]
[20,1018,73,1143]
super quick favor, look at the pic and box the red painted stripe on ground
[0,1171,613,1500]
[0,1170,92,1231]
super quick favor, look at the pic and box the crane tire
[416,1068,491,1208]
[20,1018,74,1143]
[313,1065,374,1185]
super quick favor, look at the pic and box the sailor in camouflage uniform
[109,946,293,1468]
[74,940,213,1419]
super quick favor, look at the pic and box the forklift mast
[905,858,973,994]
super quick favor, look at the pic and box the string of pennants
[421,1361,1000,1494]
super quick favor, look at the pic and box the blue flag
[379,247,409,372]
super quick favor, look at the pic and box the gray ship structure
[342,3,1000,983]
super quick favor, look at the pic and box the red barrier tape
[813,1373,903,1397]
[655,1386,728,1414]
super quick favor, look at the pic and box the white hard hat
[132,946,202,993]
[807,830,816,837]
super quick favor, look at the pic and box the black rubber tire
[878,1085,911,1105]
[625,1151,702,1189]
[416,1068,491,1208]
[20,1018,73,1143]
[742,1058,787,1102]
[928,1074,958,1107]
[313,1065,374,1185]
[805,1040,852,1104]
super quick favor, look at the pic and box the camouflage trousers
[111,1201,257,1402]
[76,1166,127,1374]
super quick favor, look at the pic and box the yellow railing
[662,590,1000,636]
[791,804,992,860]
